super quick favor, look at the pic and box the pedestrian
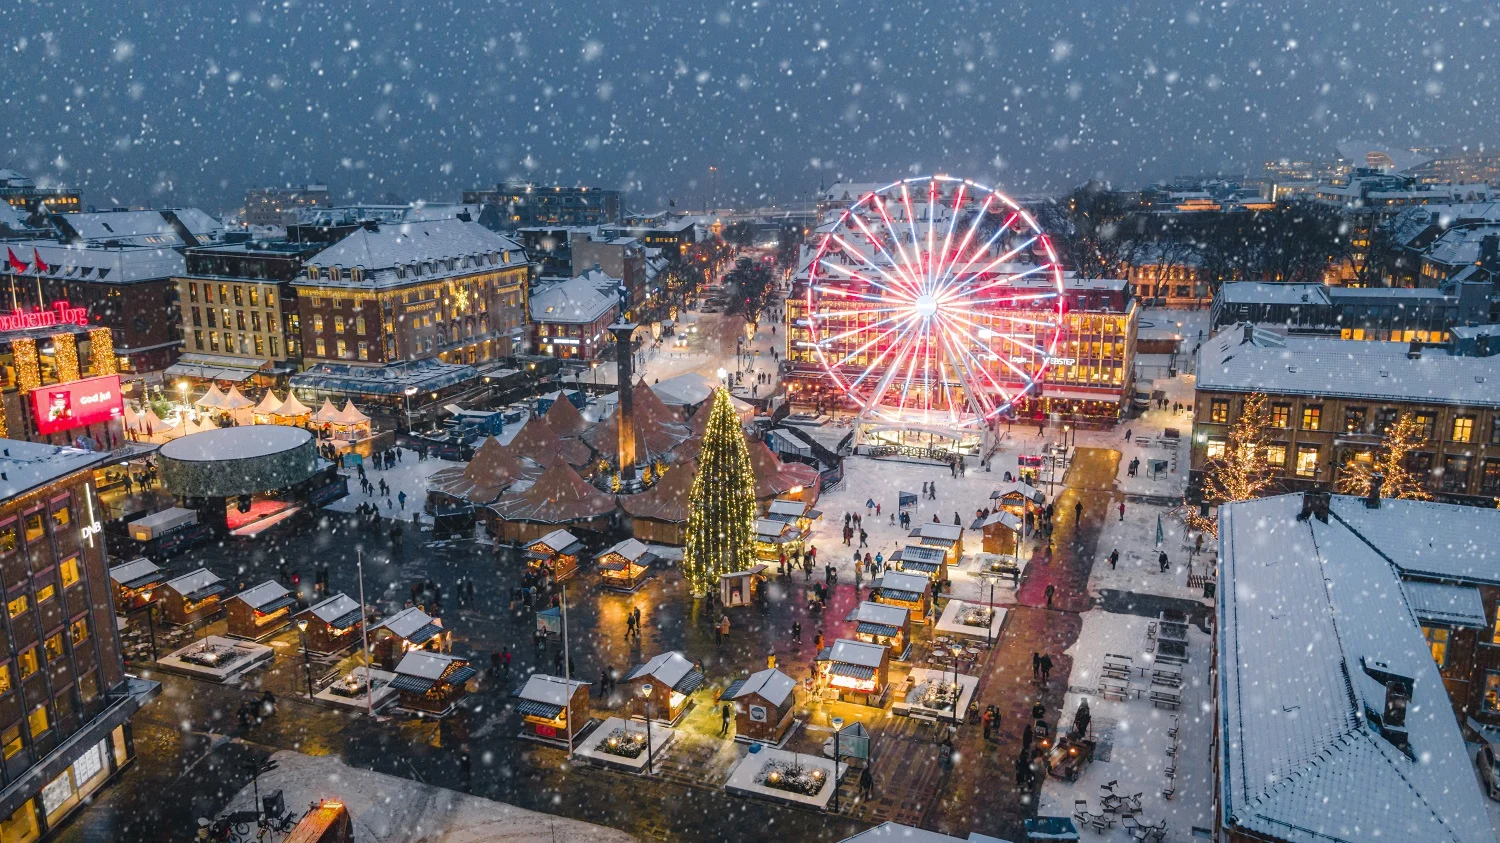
[1045,583,1056,608]
[398,491,407,510]
[804,557,813,582]
[634,605,642,634]
[1109,548,1119,570]
[1074,501,1082,523]
[1032,651,1041,679]
[554,649,565,676]
[875,502,881,516]
[626,612,637,639]
[491,649,501,676]
[792,621,801,644]
[859,528,868,548]
[1040,654,1053,684]
[719,613,731,642]
[982,706,994,740]
[1118,501,1125,522]
[814,630,824,652]
[719,702,732,736]
[501,646,511,678]
[1125,428,1132,442]
[1159,550,1169,573]
[859,766,874,800]
[1194,532,1204,554]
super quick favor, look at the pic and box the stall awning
[389,674,436,693]
[327,609,364,630]
[1403,580,1487,628]
[672,670,706,695]
[405,622,444,645]
[164,353,267,383]
[182,584,227,602]
[514,699,565,719]
[255,595,297,614]
[829,662,876,680]
[877,588,920,602]
[898,560,940,575]
[856,621,900,637]
[446,665,478,685]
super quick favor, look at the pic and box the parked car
[1477,743,1500,801]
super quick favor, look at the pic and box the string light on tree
[1336,412,1432,501]
[53,333,80,383]
[1185,392,1277,537]
[682,387,758,598]
[13,339,40,394]
[89,328,117,376]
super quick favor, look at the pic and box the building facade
[465,183,622,228]
[0,441,158,841]
[0,172,79,217]
[242,185,330,228]
[1208,279,1490,343]
[1192,325,1500,504]
[529,273,619,361]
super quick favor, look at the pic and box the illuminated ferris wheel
[803,176,1066,430]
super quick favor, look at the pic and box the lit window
[0,525,14,555]
[1205,437,1226,461]
[50,506,69,530]
[357,342,369,361]
[69,618,88,646]
[1452,416,1474,443]
[355,316,366,334]
[23,513,43,543]
[35,585,54,605]
[1296,445,1320,477]
[1301,406,1322,431]
[0,663,11,696]
[26,706,47,741]
[336,340,347,358]
[44,633,63,662]
[334,316,344,334]
[1423,625,1450,667]
[60,558,79,589]
[313,314,324,332]
[17,648,37,679]
[1487,672,1500,713]
[1265,444,1287,466]
[7,594,27,619]
[1,726,19,760]
[315,339,326,356]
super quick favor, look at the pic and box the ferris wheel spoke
[936,320,1014,411]
[931,189,986,297]
[849,214,923,295]
[930,210,1019,301]
[827,311,921,373]
[824,240,920,300]
[941,261,1052,300]
[934,328,992,422]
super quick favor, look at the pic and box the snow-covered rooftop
[165,568,222,598]
[232,580,290,610]
[373,606,439,640]
[1324,495,1500,584]
[518,674,588,706]
[1217,281,1330,306]
[108,557,162,588]
[2,240,184,284]
[0,439,111,499]
[1197,327,1500,407]
[846,601,910,629]
[724,668,796,707]
[1217,493,1492,842]
[529,276,617,325]
[394,649,463,680]
[827,639,885,668]
[306,593,361,624]
[625,651,695,689]
[299,218,525,289]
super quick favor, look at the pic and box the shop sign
[1044,356,1077,366]
[32,374,123,435]
[0,300,88,333]
[534,723,558,738]
[80,483,103,549]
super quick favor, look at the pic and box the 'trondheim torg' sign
[0,301,89,333]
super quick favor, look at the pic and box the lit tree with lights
[1186,392,1278,537]
[1336,412,1432,501]
[683,387,758,598]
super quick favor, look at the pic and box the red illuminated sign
[31,375,123,435]
[0,301,89,333]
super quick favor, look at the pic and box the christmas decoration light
[13,339,40,394]
[89,328,117,376]
[53,333,79,383]
[683,387,758,598]
[1336,412,1432,501]
[1185,392,1276,537]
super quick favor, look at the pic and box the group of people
[841,511,867,547]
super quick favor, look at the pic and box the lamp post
[138,590,158,662]
[640,683,655,775]
[830,716,844,812]
[403,386,418,432]
[949,643,964,729]
[296,619,313,699]
[177,381,189,419]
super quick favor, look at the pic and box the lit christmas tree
[1336,412,1432,501]
[683,387,758,598]
[1185,392,1277,537]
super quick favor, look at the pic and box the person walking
[1032,651,1041,679]
[1118,501,1125,522]
[791,621,802,644]
[500,646,512,678]
[1159,550,1169,573]
[1073,501,1083,524]
[719,702,733,737]
[1039,654,1053,684]
[718,614,731,643]
[814,630,825,653]
[633,605,643,634]
[1108,548,1119,570]
[982,706,994,740]
[626,612,637,639]
[858,766,874,800]
[804,557,813,582]
[1044,583,1056,608]
[398,490,407,510]
[859,528,868,548]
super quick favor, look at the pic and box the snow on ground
[326,446,447,519]
[1038,609,1215,840]
[1088,499,1211,605]
[216,750,634,842]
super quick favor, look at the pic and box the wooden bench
[1099,680,1130,701]
[1151,672,1183,690]
[1150,690,1182,710]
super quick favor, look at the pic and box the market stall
[332,400,373,440]
[844,601,912,658]
[368,606,447,670]
[723,668,797,744]
[595,538,654,592]
[871,570,933,623]
[108,557,164,613]
[251,390,284,424]
[295,593,364,655]
[515,674,591,743]
[525,528,586,581]
[815,639,890,706]
[975,509,1023,555]
[908,522,965,567]
[624,651,705,724]
[719,564,769,608]
[389,650,476,717]
[753,518,801,560]
[224,580,296,641]
[488,462,617,545]
[889,544,948,584]
[218,386,256,425]
[273,392,312,426]
[158,568,227,625]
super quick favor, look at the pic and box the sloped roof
[876,571,930,596]
[724,668,796,707]
[301,218,525,289]
[490,462,616,524]
[827,639,885,668]
[505,417,566,467]
[7,239,185,284]
[195,384,226,409]
[624,651,700,691]
[1218,494,1492,843]
[108,557,163,589]
[1401,580,1486,627]
[165,568,222,598]
[276,393,312,416]
[529,276,617,324]
[531,528,581,554]
[305,593,361,625]
[544,393,591,437]
[428,436,527,504]
[748,439,819,499]
[311,398,341,424]
[598,537,652,564]
[231,580,291,610]
[519,674,589,707]
[618,460,695,523]
[252,391,284,415]
[372,606,440,641]
[846,601,910,628]
[219,386,256,410]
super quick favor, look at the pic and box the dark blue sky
[2,0,1495,213]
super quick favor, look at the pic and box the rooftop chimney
[362,220,379,233]
[1366,472,1384,509]
[1407,339,1422,360]
[1297,490,1330,523]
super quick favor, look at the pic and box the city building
[1407,146,1500,187]
[49,209,225,250]
[1122,245,1208,308]
[529,273,619,361]
[1208,280,1490,342]
[1215,491,1492,843]
[1192,324,1500,503]
[242,184,330,228]
[598,219,700,262]
[465,182,622,229]
[0,171,80,217]
[513,227,578,278]
[1316,169,1494,284]
[571,235,648,315]
[0,440,160,840]
[1385,202,1500,287]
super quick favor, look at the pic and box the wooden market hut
[871,570,933,624]
[515,674,591,742]
[108,557,164,613]
[225,580,297,641]
[764,498,823,532]
[159,568,227,625]
[390,650,476,717]
[595,538,654,591]
[623,651,705,724]
[427,436,527,507]
[816,639,891,705]
[617,459,694,545]
[748,439,821,507]
[719,564,770,609]
[908,522,965,567]
[975,509,1023,555]
[368,606,448,670]
[295,593,364,655]
[889,543,949,584]
[488,462,617,545]
[845,601,912,658]
[524,528,586,581]
[723,668,797,744]
[753,518,801,561]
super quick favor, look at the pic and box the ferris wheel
[803,176,1066,430]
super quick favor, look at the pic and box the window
[69,618,87,646]
[193,330,204,351]
[78,671,97,703]
[60,558,78,589]
[1376,407,1399,433]
[50,506,69,531]
[1265,443,1287,466]
[1205,437,1226,460]
[0,663,11,696]
[1441,454,1472,493]
[203,284,214,304]
[1483,459,1500,495]
[235,311,246,330]
[1451,415,1475,443]
[251,311,261,332]
[334,316,345,335]
[26,705,47,741]
[355,316,366,334]
[35,585,53,605]
[0,524,14,556]
[315,339,325,357]
[1487,672,1500,713]
[1209,399,1229,424]
[233,287,243,306]
[1270,404,1291,428]
[1,726,19,760]
[1414,413,1435,441]
[23,513,43,543]
[336,340,347,358]
[17,648,38,679]
[1343,407,1367,433]
[44,633,63,662]
[209,333,220,352]
[269,336,279,358]
[1423,625,1450,667]
[7,594,27,619]
[1301,406,1322,431]
[188,282,198,303]
[205,308,217,329]
[357,342,369,361]
[1407,451,1435,484]
[1295,445,1320,477]
[254,336,264,357]
[248,288,259,307]
[218,285,228,306]
[312,314,324,333]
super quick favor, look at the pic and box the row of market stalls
[122,385,372,445]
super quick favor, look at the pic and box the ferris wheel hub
[914,294,938,318]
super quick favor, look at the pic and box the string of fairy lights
[682,387,759,598]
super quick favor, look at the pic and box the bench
[1154,651,1188,666]
[1099,681,1130,701]
[1151,673,1182,690]
[1150,690,1182,710]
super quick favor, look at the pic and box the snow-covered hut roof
[723,668,796,707]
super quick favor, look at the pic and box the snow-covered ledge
[573,716,676,772]
[724,748,847,810]
[935,599,1006,641]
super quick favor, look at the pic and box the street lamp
[138,590,158,662]
[403,386,418,432]
[830,716,844,812]
[949,643,964,729]
[640,683,655,775]
[177,381,189,418]
[296,619,313,698]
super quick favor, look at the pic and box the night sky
[1,0,1495,212]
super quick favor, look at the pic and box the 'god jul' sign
[0,301,89,333]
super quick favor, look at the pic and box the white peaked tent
[195,384,226,409]
[219,386,255,410]
[334,400,371,426]
[122,403,142,432]
[252,391,284,421]
[275,393,312,420]
[311,398,342,425]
